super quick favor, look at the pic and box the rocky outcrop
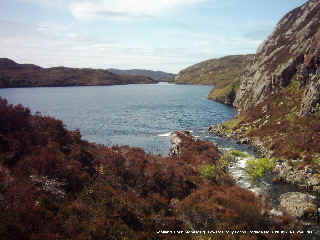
[30,175,66,199]
[0,58,157,88]
[273,160,320,191]
[279,192,317,219]
[234,0,320,116]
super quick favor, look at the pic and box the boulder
[279,192,317,218]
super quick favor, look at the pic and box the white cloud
[70,0,205,20]
[0,19,260,73]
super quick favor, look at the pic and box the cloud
[70,0,205,20]
[22,0,74,8]
[0,20,193,72]
[0,18,261,73]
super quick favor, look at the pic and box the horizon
[0,0,308,74]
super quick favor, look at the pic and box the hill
[175,55,254,105]
[108,68,175,82]
[211,0,320,187]
[0,98,298,240]
[0,58,157,88]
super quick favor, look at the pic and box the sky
[0,0,308,73]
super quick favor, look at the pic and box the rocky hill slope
[0,58,157,88]
[211,0,320,182]
[108,68,175,82]
[175,55,254,105]
[234,0,320,115]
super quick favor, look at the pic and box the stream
[189,127,320,238]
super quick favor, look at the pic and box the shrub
[200,164,217,179]
[246,157,275,181]
[219,150,247,168]
[228,150,248,158]
[221,117,243,130]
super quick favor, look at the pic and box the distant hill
[175,55,254,105]
[0,58,157,88]
[108,68,175,82]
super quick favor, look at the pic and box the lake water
[0,83,237,155]
[4,83,320,236]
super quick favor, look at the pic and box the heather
[0,98,300,239]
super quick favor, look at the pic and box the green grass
[313,158,320,166]
[218,150,248,169]
[228,150,248,158]
[200,164,217,178]
[221,115,244,130]
[246,157,276,181]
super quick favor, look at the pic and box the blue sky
[0,0,307,73]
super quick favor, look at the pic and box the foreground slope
[0,99,299,240]
[0,58,156,88]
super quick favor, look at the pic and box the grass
[200,164,217,178]
[218,150,248,171]
[246,157,276,181]
[228,150,248,158]
[221,115,244,130]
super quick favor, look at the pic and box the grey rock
[234,0,320,116]
[307,175,320,186]
[280,192,317,218]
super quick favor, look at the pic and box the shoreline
[208,123,320,195]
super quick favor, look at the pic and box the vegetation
[200,164,217,178]
[208,79,241,105]
[247,158,276,181]
[175,55,254,85]
[0,58,157,88]
[0,98,301,239]
[228,150,248,158]
[174,55,254,105]
[108,68,175,82]
[221,115,245,130]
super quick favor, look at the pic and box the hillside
[175,55,254,105]
[0,58,157,88]
[108,68,175,82]
[211,0,320,187]
[0,98,300,240]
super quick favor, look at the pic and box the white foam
[157,132,172,137]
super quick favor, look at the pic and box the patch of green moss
[208,80,240,104]
[228,150,248,158]
[246,157,276,181]
[221,115,244,130]
[218,150,247,169]
[200,164,217,178]
[225,129,233,134]
[313,158,320,166]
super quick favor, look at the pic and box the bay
[0,83,236,155]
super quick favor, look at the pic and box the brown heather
[0,98,301,239]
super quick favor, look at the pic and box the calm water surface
[0,83,236,155]
[4,83,320,235]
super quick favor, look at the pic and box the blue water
[0,83,236,155]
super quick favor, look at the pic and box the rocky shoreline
[208,123,320,194]
[208,124,320,222]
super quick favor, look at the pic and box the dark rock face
[234,0,320,116]
[0,58,157,88]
